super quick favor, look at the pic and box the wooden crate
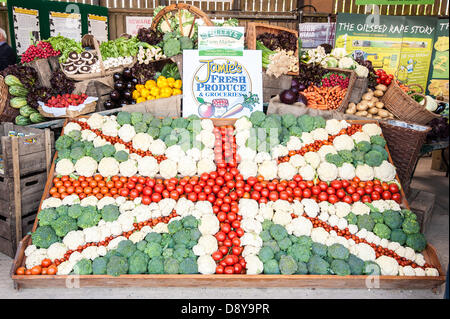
[10,118,446,289]
[246,22,299,76]
[0,124,53,257]
[262,72,293,103]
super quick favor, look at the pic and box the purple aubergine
[280,89,298,105]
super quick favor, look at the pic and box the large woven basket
[381,81,440,125]
[379,119,431,196]
[0,75,19,123]
[246,22,299,76]
[348,76,369,104]
[327,67,358,112]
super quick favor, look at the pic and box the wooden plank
[44,129,52,177]
[11,137,22,250]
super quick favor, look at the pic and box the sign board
[198,26,245,56]
[49,11,82,42]
[88,14,108,42]
[182,50,263,119]
[427,19,449,99]
[335,13,436,89]
[299,23,336,49]
[355,1,434,4]
[12,6,40,55]
[126,16,153,37]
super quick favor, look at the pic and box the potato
[368,107,379,115]
[367,100,376,108]
[348,102,356,109]
[357,102,368,111]
[366,113,373,118]
[375,102,385,109]
[355,111,368,117]
[346,107,356,114]
[378,109,390,118]
[372,97,379,103]
[375,84,388,92]
[373,90,384,97]
[362,92,374,101]
[373,116,383,120]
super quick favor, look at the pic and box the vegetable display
[20,41,60,64]
[346,85,394,119]
[105,68,138,109]
[257,40,299,77]
[17,112,440,279]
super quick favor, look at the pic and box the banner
[335,13,436,89]
[427,20,449,99]
[182,50,263,119]
[355,1,434,4]
[198,26,245,56]
[299,23,336,49]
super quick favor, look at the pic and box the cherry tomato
[382,191,392,200]
[212,251,223,261]
[224,266,235,274]
[221,223,231,233]
[219,246,229,255]
[389,183,400,193]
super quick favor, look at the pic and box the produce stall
[0,2,447,291]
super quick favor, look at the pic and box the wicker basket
[379,119,432,196]
[381,81,440,125]
[348,76,369,104]
[326,67,358,112]
[0,75,19,123]
[246,22,299,76]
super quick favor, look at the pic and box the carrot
[220,104,244,118]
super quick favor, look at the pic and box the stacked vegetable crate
[0,123,54,257]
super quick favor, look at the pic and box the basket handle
[409,92,428,107]
[407,83,424,94]
[92,36,106,77]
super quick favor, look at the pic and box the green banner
[427,19,449,98]
[355,0,434,5]
[335,13,437,90]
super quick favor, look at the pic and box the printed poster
[49,11,82,42]
[12,6,40,55]
[427,19,449,99]
[299,23,336,49]
[88,14,108,43]
[126,16,153,37]
[335,13,436,89]
[198,26,245,56]
[182,50,263,119]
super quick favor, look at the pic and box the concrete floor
[0,157,448,299]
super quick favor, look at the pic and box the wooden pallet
[10,118,446,289]
[0,123,53,257]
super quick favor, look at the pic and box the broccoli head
[371,145,388,160]
[90,147,104,162]
[406,233,427,252]
[31,225,60,248]
[189,228,201,242]
[116,111,131,126]
[146,126,160,139]
[136,240,148,252]
[259,230,272,242]
[401,209,417,220]
[311,242,328,258]
[101,204,120,222]
[373,223,391,239]
[402,218,420,235]
[145,242,162,258]
[263,259,280,274]
[128,250,149,274]
[57,149,71,160]
[159,126,173,140]
[296,261,309,274]
[116,240,137,258]
[55,205,69,217]
[370,135,387,148]
[289,126,303,138]
[147,256,164,274]
[356,141,372,153]
[258,246,275,263]
[269,224,288,242]
[390,228,407,245]
[331,259,351,276]
[101,144,115,158]
[262,219,274,231]
[55,135,73,152]
[326,153,345,167]
[107,255,129,277]
[347,254,364,275]
[73,259,93,275]
[173,229,191,245]
[77,207,101,229]
[92,257,108,275]
[171,117,189,129]
[145,232,162,244]
[307,255,330,275]
[297,114,315,133]
[162,248,174,258]
[287,243,311,263]
[263,240,280,254]
[274,250,287,261]
[278,237,292,251]
[150,117,162,129]
[67,204,83,219]
[168,219,183,234]
[279,255,298,275]
[364,150,384,167]
[281,113,297,128]
[249,111,266,127]
[179,36,194,50]
[179,257,198,274]
[363,261,381,276]
[164,257,180,274]
[67,130,81,141]
[143,113,154,124]
[345,212,358,225]
[352,150,366,165]
[313,116,326,130]
[383,210,404,229]
[161,233,175,249]
[370,211,384,224]
[327,243,349,260]
[69,147,84,162]
[338,150,353,163]
[182,215,198,229]
[357,214,375,232]
[51,215,78,237]
[173,246,190,262]
[130,112,143,126]
[38,208,58,226]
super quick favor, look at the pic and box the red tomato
[235,227,245,237]
[224,266,235,274]
[232,246,242,256]
[303,189,312,198]
[311,185,321,195]
[326,187,335,195]
[361,195,372,203]
[318,192,328,202]
[216,231,226,242]
[343,195,353,204]
[351,193,361,202]
[346,186,356,194]
[389,183,399,193]
[232,237,241,246]
[216,265,224,274]
[227,212,237,222]
[217,212,227,222]
[319,182,328,191]
[142,187,153,196]
[221,223,231,233]
[212,251,223,261]
[382,191,392,200]
[392,193,402,203]
[141,196,151,205]
[371,191,381,201]
[364,186,373,195]
[219,246,229,255]
[336,189,346,199]
[234,263,243,273]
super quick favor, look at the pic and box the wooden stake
[11,137,22,248]
[44,129,52,176]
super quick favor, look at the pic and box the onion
[280,89,298,105]
[297,93,307,105]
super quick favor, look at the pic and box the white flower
[159,159,178,179]
[338,163,356,180]
[376,256,399,275]
[234,117,252,132]
[355,164,375,181]
[102,119,119,137]
[197,159,216,175]
[317,145,337,162]
[149,139,166,156]
[299,164,316,181]
[317,162,338,182]
[98,157,120,177]
[137,156,159,177]
[278,162,297,180]
[258,160,278,180]
[311,128,329,141]
[254,152,271,164]
[374,161,397,182]
[238,160,258,179]
[303,152,321,168]
[118,124,136,143]
[237,146,256,162]
[286,136,302,151]
[119,159,138,177]
[289,154,306,168]
[325,119,342,136]
[352,131,371,144]
[362,123,382,137]
[245,255,264,275]
[333,134,355,151]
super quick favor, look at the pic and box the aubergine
[110,90,121,101]
[114,81,125,91]
[130,77,139,85]
[125,82,134,91]
[123,90,133,101]
[104,100,115,109]
[122,68,133,80]
[113,73,122,82]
